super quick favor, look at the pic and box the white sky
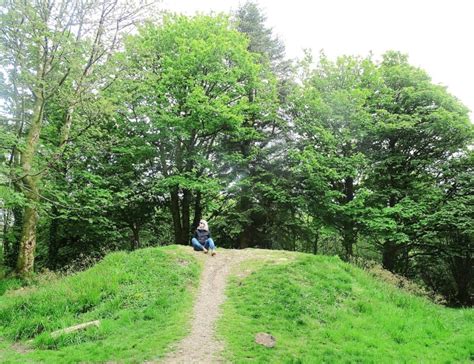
[162,0,474,120]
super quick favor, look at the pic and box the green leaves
[153,174,220,195]
[0,185,27,208]
[289,48,473,277]
[116,14,263,156]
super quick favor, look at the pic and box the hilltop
[0,246,472,363]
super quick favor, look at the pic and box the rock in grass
[255,332,276,348]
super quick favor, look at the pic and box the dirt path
[160,249,253,364]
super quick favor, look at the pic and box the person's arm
[193,230,198,239]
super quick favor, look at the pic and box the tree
[417,152,473,306]
[218,2,289,249]
[364,51,472,272]
[0,0,155,275]
[290,54,378,259]
[234,1,289,79]
[111,15,265,245]
[234,1,293,102]
[44,112,167,268]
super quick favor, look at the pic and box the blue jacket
[194,229,211,244]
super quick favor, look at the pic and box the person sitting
[191,219,216,256]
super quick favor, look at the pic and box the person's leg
[205,238,216,250]
[205,238,216,255]
[192,238,207,252]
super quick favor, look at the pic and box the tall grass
[219,253,473,363]
[0,276,23,296]
[0,245,201,363]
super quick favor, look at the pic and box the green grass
[218,253,474,363]
[0,276,23,296]
[1,248,472,363]
[0,245,201,363]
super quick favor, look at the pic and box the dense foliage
[1,1,472,306]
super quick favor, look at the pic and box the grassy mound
[0,245,200,363]
[218,253,473,363]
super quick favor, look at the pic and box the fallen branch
[50,320,100,338]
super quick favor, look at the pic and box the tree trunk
[450,248,472,307]
[169,186,183,245]
[130,222,140,250]
[382,240,399,272]
[313,232,319,255]
[181,189,191,244]
[16,201,39,276]
[60,107,74,146]
[342,227,355,261]
[192,191,202,232]
[238,191,252,249]
[341,176,355,260]
[16,95,44,276]
[381,189,400,272]
[237,129,255,249]
[239,228,250,249]
[401,245,410,275]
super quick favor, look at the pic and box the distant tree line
[1,1,472,306]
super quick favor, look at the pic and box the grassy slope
[218,252,473,363]
[1,248,472,363]
[0,245,201,364]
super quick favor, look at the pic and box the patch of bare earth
[11,341,32,354]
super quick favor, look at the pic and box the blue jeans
[191,237,216,251]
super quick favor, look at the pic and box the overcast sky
[162,0,473,120]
